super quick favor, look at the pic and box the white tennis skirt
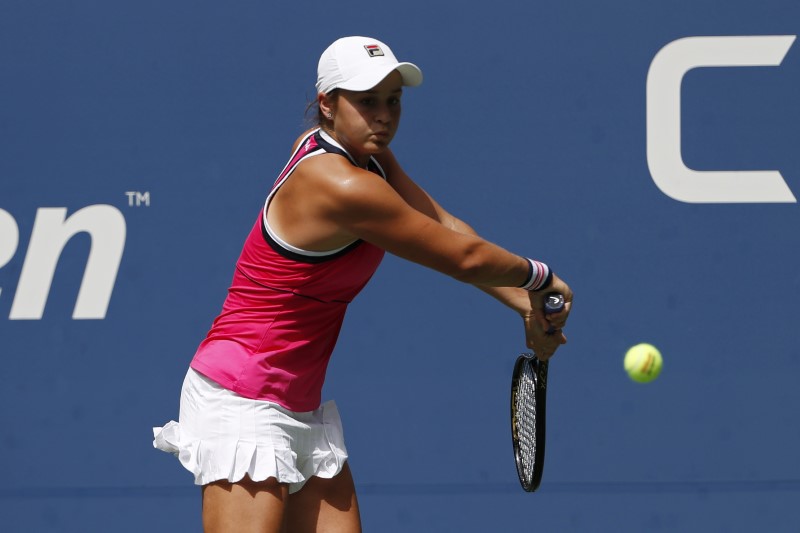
[153,368,348,494]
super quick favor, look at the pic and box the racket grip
[544,293,565,334]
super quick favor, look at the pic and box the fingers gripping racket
[510,293,564,492]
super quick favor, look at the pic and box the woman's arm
[297,152,534,288]
[376,149,573,358]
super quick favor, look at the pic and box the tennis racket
[510,292,565,492]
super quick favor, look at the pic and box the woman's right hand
[524,274,573,360]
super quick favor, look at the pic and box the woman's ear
[318,92,334,120]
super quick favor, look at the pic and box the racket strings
[515,363,538,479]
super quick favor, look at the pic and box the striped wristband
[519,258,552,292]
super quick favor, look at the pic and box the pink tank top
[190,130,386,411]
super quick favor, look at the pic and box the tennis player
[154,35,573,532]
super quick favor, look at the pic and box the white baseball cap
[316,36,423,95]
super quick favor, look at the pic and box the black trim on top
[261,221,363,264]
[313,131,387,179]
[313,131,354,163]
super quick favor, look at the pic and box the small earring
[326,112,333,119]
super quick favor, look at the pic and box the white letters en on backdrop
[0,205,126,320]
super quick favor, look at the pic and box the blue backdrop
[1,1,799,531]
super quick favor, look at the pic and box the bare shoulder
[289,153,403,222]
[297,153,392,195]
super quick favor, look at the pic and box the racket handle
[544,293,565,334]
[544,293,565,314]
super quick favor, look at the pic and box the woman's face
[321,70,403,166]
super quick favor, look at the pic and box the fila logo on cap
[364,44,384,57]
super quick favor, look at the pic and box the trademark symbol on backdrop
[125,191,151,207]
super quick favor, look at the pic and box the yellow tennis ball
[624,343,663,383]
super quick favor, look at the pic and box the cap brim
[336,62,423,92]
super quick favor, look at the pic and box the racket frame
[510,353,548,492]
